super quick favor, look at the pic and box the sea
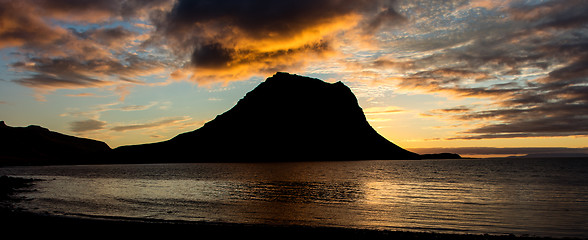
[1,158,587,238]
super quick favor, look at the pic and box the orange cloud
[184,40,338,85]
[465,0,512,10]
[0,0,174,101]
[0,1,66,48]
[364,106,405,115]
[3,0,407,96]
[153,0,405,84]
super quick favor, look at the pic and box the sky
[0,0,587,157]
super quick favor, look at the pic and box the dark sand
[0,176,579,239]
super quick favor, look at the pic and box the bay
[1,158,587,238]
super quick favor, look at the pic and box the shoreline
[1,209,576,240]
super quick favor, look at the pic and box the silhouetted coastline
[0,73,464,166]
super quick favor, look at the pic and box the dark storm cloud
[191,43,235,69]
[152,0,404,81]
[161,0,399,40]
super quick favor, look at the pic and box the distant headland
[0,120,110,165]
[0,72,461,166]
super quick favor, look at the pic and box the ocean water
[1,158,587,238]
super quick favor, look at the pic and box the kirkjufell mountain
[1,72,461,166]
[113,72,421,162]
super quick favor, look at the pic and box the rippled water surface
[2,158,587,238]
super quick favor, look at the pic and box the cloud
[73,26,137,50]
[508,0,588,30]
[64,93,97,97]
[10,54,167,99]
[452,104,588,139]
[435,106,472,113]
[2,0,406,95]
[110,116,190,132]
[364,105,405,122]
[0,0,167,49]
[64,103,197,143]
[371,58,415,70]
[424,82,588,139]
[13,73,113,90]
[364,106,404,115]
[150,0,405,83]
[0,1,66,48]
[364,5,406,34]
[421,105,472,117]
[0,0,171,100]
[465,0,511,10]
[70,119,107,133]
[23,0,172,23]
[354,0,588,140]
[61,102,161,120]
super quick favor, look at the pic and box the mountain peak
[229,72,361,122]
[248,72,349,99]
[265,72,341,86]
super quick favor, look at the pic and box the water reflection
[235,181,364,203]
[226,180,367,227]
[2,159,588,238]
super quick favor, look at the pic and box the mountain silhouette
[0,121,110,165]
[1,72,461,165]
[113,72,421,162]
